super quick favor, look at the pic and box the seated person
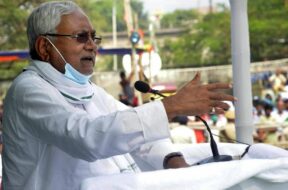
[255,103,278,143]
[170,116,197,144]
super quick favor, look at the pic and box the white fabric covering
[81,143,288,190]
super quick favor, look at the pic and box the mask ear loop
[43,36,68,65]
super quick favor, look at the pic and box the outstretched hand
[162,72,237,120]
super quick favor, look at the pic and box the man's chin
[80,66,94,76]
[83,70,94,76]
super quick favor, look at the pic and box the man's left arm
[131,139,190,171]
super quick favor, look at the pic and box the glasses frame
[43,32,102,45]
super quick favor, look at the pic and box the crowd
[168,68,288,146]
[116,67,288,146]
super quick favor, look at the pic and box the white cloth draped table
[81,143,288,190]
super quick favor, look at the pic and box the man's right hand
[162,72,237,120]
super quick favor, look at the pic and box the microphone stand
[135,81,232,165]
[193,116,232,165]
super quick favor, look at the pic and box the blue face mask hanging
[64,63,92,85]
[45,37,92,85]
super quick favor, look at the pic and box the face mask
[44,37,92,85]
[64,63,92,84]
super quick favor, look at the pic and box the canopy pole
[229,0,253,144]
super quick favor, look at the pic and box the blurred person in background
[119,70,137,107]
[220,109,236,143]
[269,68,287,95]
[284,98,288,112]
[271,98,288,124]
[259,103,277,124]
[170,115,197,144]
[252,97,264,124]
[255,103,278,144]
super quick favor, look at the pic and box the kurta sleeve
[131,139,179,171]
[4,72,171,162]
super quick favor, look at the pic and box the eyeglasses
[43,32,102,45]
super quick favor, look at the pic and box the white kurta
[2,60,174,190]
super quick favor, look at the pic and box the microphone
[134,80,232,165]
[134,81,166,98]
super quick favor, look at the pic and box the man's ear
[35,36,51,61]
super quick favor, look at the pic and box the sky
[140,0,229,15]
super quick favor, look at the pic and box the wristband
[163,152,183,169]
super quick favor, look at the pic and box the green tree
[161,9,199,28]
[0,0,47,51]
[160,8,231,68]
[0,0,45,81]
[248,0,288,61]
[76,0,125,33]
[75,0,147,33]
[160,0,288,68]
[130,0,148,30]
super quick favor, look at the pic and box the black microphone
[134,80,232,165]
[134,81,166,98]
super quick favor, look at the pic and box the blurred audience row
[170,68,288,146]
